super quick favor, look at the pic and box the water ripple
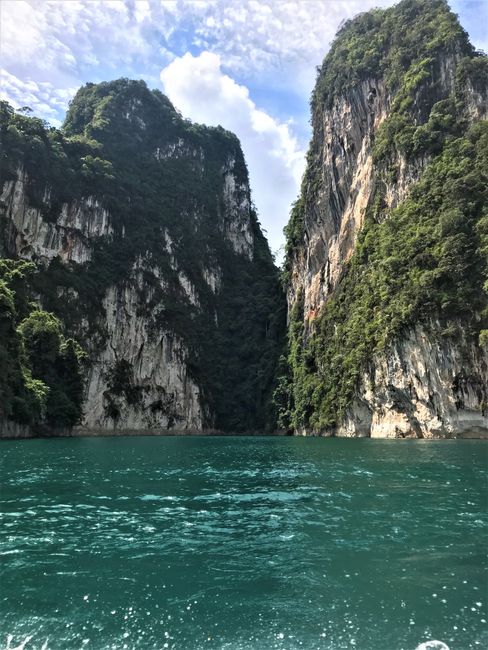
[1,437,487,650]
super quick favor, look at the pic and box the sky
[1,0,487,261]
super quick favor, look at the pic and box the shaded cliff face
[281,0,488,437]
[0,80,284,433]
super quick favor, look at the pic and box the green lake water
[0,437,487,650]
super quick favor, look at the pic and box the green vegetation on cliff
[279,0,488,432]
[0,260,84,428]
[281,124,488,431]
[285,0,480,271]
[0,80,284,432]
[312,0,473,112]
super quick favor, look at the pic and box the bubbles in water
[415,641,450,650]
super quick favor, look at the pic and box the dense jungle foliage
[0,80,284,432]
[0,259,84,429]
[312,0,473,111]
[278,0,488,432]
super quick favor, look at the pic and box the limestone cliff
[282,0,488,437]
[0,80,284,434]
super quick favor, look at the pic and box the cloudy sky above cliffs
[1,1,486,260]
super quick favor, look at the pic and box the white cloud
[134,0,151,24]
[161,52,305,261]
[155,0,398,95]
[0,0,166,81]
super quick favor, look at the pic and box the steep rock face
[289,51,487,321]
[0,79,284,433]
[1,171,113,264]
[335,324,488,438]
[283,0,488,437]
[288,78,389,316]
[222,160,254,258]
[83,284,204,430]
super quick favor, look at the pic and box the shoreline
[1,424,487,441]
[0,423,292,440]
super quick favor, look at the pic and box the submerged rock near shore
[279,0,488,438]
[0,80,284,435]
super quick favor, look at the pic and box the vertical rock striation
[282,0,488,437]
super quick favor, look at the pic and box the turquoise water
[0,437,487,650]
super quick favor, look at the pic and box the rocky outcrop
[1,79,282,433]
[1,169,113,264]
[0,419,34,439]
[222,157,254,259]
[0,160,257,430]
[285,0,488,438]
[82,283,205,430]
[0,168,207,430]
[288,78,389,317]
[336,325,488,438]
[288,51,488,324]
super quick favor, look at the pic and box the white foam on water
[3,635,49,650]
[415,641,450,650]
[4,635,32,650]
[139,494,177,501]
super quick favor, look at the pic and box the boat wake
[415,642,450,650]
